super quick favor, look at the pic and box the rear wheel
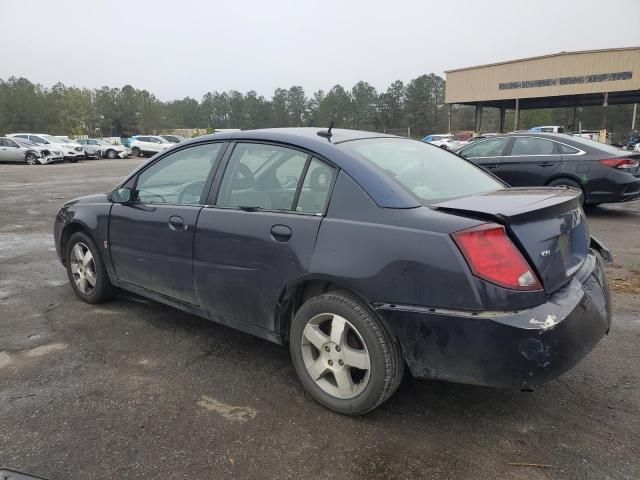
[290,291,403,415]
[25,153,39,165]
[548,178,585,205]
[66,232,117,304]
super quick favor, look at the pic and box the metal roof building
[445,47,640,133]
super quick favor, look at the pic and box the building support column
[600,92,609,143]
[601,92,609,130]
[448,104,452,134]
[570,106,577,132]
[632,103,637,131]
[498,108,506,133]
[514,99,520,131]
[474,105,483,135]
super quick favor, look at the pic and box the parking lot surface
[1,159,639,480]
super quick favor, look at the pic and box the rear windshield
[338,138,504,202]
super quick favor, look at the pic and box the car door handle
[271,224,292,242]
[538,162,555,167]
[168,215,187,231]
[485,164,499,170]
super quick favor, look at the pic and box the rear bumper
[378,252,611,389]
[586,176,640,204]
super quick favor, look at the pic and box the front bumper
[379,252,611,389]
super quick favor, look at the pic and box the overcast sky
[1,0,638,101]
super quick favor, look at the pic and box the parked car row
[0,132,134,165]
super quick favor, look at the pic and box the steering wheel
[177,181,206,205]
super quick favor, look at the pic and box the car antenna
[317,120,334,140]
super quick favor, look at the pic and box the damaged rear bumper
[377,252,611,389]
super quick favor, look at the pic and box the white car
[129,135,173,157]
[0,137,64,165]
[421,134,460,150]
[7,133,85,162]
[76,138,131,159]
[529,126,565,133]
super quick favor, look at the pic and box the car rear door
[108,142,225,304]
[193,142,335,332]
[499,136,563,186]
[458,137,511,177]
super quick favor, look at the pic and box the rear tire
[548,178,585,205]
[65,232,117,304]
[290,291,403,415]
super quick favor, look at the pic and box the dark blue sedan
[54,128,612,414]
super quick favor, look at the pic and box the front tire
[68,157,79,163]
[106,149,118,159]
[132,147,141,157]
[66,232,117,304]
[290,291,403,415]
[25,153,40,165]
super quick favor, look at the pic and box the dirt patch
[611,270,640,295]
[197,395,257,422]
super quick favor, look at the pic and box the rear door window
[509,137,557,156]
[216,143,309,211]
[296,158,334,215]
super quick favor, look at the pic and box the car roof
[125,128,421,208]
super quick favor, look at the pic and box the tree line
[0,75,636,140]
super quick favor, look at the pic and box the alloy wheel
[69,242,97,294]
[25,154,38,165]
[300,313,371,399]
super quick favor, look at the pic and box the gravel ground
[0,159,638,480]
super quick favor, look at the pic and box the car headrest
[309,166,332,192]
[232,163,255,190]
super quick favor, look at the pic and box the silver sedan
[0,137,64,165]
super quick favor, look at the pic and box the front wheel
[68,157,79,163]
[131,147,141,157]
[106,149,118,159]
[66,232,117,304]
[25,153,40,165]
[290,291,403,415]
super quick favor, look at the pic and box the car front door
[108,142,225,304]
[499,136,563,186]
[193,142,335,332]
[458,137,511,177]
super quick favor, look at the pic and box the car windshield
[42,135,64,143]
[14,138,37,147]
[339,138,504,203]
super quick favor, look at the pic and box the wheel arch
[275,274,378,344]
[59,221,94,266]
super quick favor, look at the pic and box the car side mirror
[110,187,133,204]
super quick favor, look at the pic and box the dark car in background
[457,133,640,205]
[54,128,612,414]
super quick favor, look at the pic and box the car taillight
[452,224,542,291]
[599,158,639,170]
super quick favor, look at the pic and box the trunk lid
[433,187,589,293]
